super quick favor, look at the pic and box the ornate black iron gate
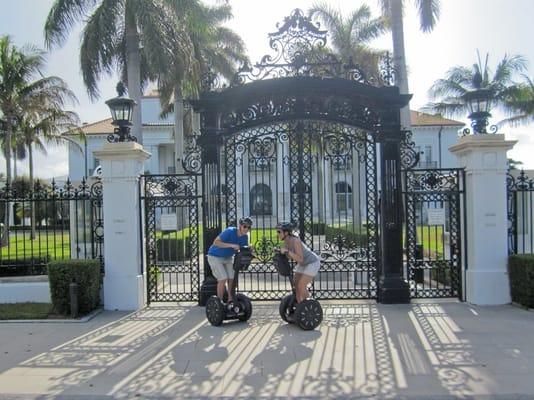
[192,9,413,304]
[404,168,465,298]
[141,174,201,303]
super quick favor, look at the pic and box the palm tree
[17,109,83,239]
[0,35,49,245]
[424,53,527,120]
[378,0,441,128]
[308,3,387,80]
[501,76,534,127]
[44,0,193,145]
[152,2,247,171]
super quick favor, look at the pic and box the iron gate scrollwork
[215,120,380,300]
[142,174,201,303]
[404,168,465,298]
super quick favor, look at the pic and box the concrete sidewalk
[0,300,534,399]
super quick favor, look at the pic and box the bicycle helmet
[239,217,253,227]
[276,221,294,232]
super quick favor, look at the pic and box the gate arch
[190,9,414,304]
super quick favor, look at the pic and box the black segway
[273,250,323,330]
[205,246,253,326]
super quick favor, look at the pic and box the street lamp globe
[105,82,137,142]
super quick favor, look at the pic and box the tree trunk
[1,116,12,247]
[390,0,411,129]
[125,9,143,145]
[174,85,184,174]
[29,144,36,240]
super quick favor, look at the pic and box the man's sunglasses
[242,225,252,229]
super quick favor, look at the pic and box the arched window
[250,184,272,216]
[335,181,352,214]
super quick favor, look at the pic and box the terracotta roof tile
[79,118,114,134]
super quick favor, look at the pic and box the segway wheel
[279,294,295,323]
[236,293,253,322]
[295,298,323,330]
[206,296,225,326]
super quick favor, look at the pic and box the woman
[276,221,320,302]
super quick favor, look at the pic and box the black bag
[233,246,254,271]
[273,252,291,277]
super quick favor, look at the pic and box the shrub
[508,254,534,308]
[48,259,101,315]
[325,225,368,247]
[305,222,327,235]
[156,238,192,261]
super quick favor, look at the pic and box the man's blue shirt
[207,227,249,258]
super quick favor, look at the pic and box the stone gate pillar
[94,142,151,310]
[450,134,516,305]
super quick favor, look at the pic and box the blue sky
[1,0,534,178]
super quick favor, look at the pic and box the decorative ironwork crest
[227,9,392,87]
[407,169,460,191]
[143,175,197,197]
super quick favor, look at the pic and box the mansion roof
[76,111,463,136]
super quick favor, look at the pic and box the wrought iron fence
[0,178,104,276]
[508,170,534,254]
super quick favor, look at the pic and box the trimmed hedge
[509,254,534,308]
[48,259,101,315]
[305,222,327,235]
[156,238,192,261]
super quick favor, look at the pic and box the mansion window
[250,183,272,216]
[335,181,352,213]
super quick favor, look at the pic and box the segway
[273,250,323,330]
[205,246,253,326]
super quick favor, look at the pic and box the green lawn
[0,303,53,320]
[1,232,70,260]
[416,225,445,258]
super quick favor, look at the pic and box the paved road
[1,300,534,399]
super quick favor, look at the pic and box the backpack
[273,252,291,277]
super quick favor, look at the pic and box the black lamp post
[463,72,496,134]
[105,82,137,143]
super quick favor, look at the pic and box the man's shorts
[295,260,320,277]
[208,255,234,280]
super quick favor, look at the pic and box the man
[207,217,253,310]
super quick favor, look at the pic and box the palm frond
[79,0,123,99]
[44,0,101,48]
[415,0,440,33]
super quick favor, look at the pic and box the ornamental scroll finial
[230,9,388,87]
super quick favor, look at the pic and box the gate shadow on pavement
[1,301,532,398]
[109,301,498,399]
